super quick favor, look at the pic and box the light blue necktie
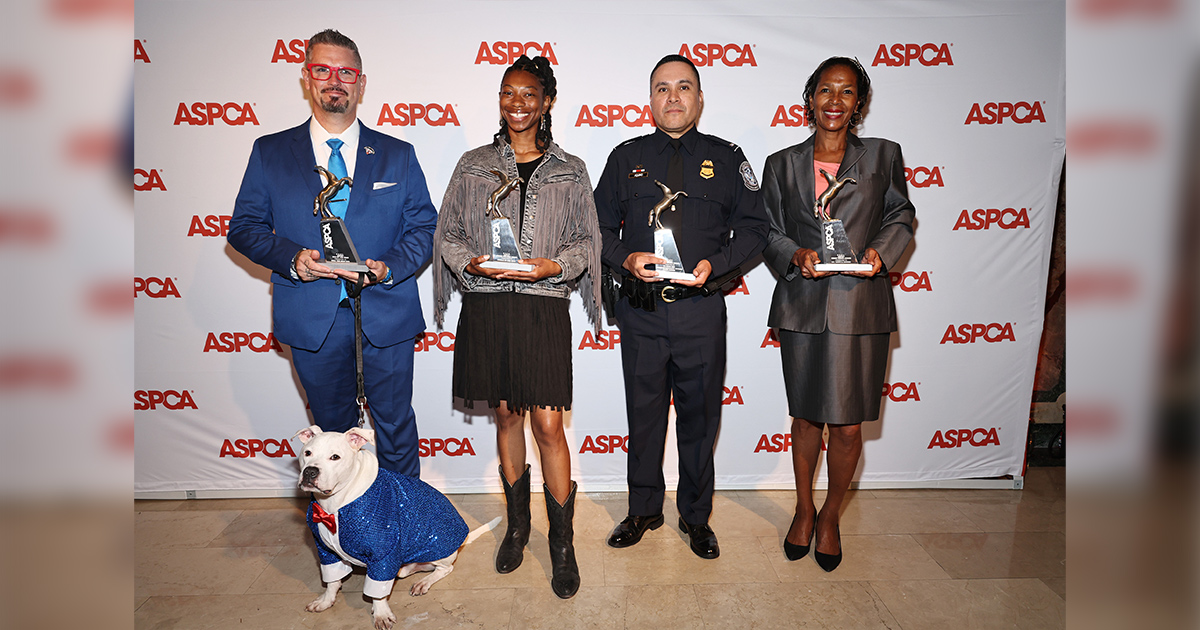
[326,138,350,301]
[326,138,350,218]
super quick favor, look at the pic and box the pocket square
[373,182,397,190]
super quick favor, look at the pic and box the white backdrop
[134,0,1065,496]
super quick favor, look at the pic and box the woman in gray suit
[761,57,914,571]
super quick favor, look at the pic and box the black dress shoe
[607,514,664,548]
[783,513,813,561]
[678,518,720,559]
[814,524,842,572]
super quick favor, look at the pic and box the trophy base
[324,261,371,272]
[814,263,873,272]
[653,267,697,281]
[480,261,535,272]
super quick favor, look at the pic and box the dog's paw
[371,603,396,630]
[409,579,431,596]
[305,596,335,613]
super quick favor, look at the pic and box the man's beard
[320,97,349,114]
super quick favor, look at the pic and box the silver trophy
[479,170,534,272]
[313,165,369,272]
[813,169,871,272]
[649,180,694,280]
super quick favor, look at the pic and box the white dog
[294,426,499,630]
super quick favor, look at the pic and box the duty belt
[616,266,743,312]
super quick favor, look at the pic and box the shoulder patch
[740,161,760,191]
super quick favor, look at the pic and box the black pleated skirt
[778,328,890,425]
[452,291,572,413]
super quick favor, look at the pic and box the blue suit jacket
[228,120,438,351]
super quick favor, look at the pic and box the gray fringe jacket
[432,139,602,330]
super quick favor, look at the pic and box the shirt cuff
[320,560,353,583]
[290,249,305,281]
[363,576,395,599]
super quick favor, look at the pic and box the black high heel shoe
[814,522,842,572]
[783,512,813,561]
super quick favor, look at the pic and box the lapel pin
[364,146,375,155]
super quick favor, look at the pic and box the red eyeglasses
[306,64,361,84]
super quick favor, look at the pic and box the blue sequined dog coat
[307,467,469,597]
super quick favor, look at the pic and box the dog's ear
[293,425,323,444]
[345,427,375,449]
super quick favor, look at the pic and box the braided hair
[802,56,871,129]
[495,55,558,153]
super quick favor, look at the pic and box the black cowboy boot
[545,481,580,599]
[495,464,531,574]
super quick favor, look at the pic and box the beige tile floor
[135,467,1064,629]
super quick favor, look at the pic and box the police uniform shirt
[594,128,769,279]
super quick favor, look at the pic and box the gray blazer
[762,134,915,335]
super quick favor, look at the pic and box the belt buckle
[660,284,678,303]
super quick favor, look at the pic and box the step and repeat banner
[134,0,1065,495]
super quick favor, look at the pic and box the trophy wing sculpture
[814,169,855,222]
[486,170,524,219]
[314,165,353,218]
[649,180,687,230]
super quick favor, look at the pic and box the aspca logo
[928,427,1000,449]
[475,41,558,65]
[754,433,791,453]
[220,438,296,458]
[579,434,628,454]
[770,105,809,127]
[889,271,932,292]
[578,329,620,350]
[965,101,1046,125]
[761,329,780,349]
[415,331,455,352]
[679,43,757,67]
[953,208,1031,231]
[722,386,744,405]
[872,43,954,67]
[270,38,308,63]
[723,277,749,296]
[135,277,180,298]
[134,168,166,191]
[173,102,260,126]
[940,323,1016,344]
[904,166,944,188]
[203,332,283,354]
[882,382,921,402]
[135,389,197,410]
[377,103,461,127]
[419,437,476,457]
[575,105,654,128]
[134,39,150,63]
[188,215,231,237]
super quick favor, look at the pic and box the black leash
[344,270,376,428]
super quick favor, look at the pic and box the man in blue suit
[228,29,437,477]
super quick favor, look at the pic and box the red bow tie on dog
[311,502,337,534]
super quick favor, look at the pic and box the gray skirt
[778,328,890,425]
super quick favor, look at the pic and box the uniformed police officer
[594,54,769,559]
